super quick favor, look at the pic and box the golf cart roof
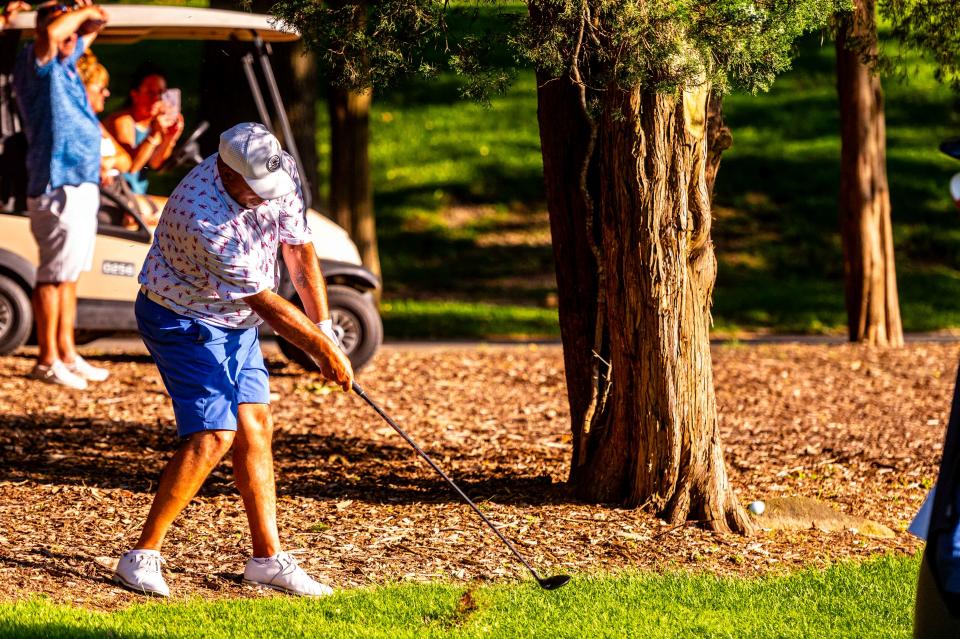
[7,5,298,43]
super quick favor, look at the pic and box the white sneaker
[112,549,170,597]
[243,552,333,597]
[29,360,87,390]
[65,355,109,382]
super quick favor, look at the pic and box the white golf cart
[0,5,382,370]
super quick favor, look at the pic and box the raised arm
[244,288,353,390]
[35,2,107,64]
[147,115,184,170]
[105,113,162,173]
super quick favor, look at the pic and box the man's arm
[244,288,354,390]
[148,115,185,169]
[281,241,328,324]
[35,2,107,64]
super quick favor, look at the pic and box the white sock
[253,552,281,563]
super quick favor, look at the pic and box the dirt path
[0,342,946,609]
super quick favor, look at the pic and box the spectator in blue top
[13,0,109,390]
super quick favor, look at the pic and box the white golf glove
[317,319,341,349]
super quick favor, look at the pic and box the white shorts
[27,183,99,283]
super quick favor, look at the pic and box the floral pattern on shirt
[138,152,311,328]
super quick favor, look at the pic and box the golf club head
[538,575,571,590]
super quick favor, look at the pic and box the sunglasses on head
[36,3,73,21]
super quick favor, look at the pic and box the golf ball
[747,501,766,516]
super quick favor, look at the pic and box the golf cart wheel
[278,285,383,372]
[0,274,31,355]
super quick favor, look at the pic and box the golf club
[351,381,571,591]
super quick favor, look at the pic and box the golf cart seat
[0,32,26,213]
[0,130,26,213]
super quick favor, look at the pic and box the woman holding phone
[104,62,184,195]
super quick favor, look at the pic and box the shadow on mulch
[0,549,110,587]
[7,348,300,373]
[0,412,570,507]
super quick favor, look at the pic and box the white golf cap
[218,122,297,200]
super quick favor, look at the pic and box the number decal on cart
[102,261,136,277]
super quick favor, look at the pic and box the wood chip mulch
[0,341,950,610]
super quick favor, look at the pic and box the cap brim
[244,170,297,200]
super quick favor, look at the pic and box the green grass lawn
[0,554,919,638]
[712,35,960,335]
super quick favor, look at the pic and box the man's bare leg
[234,403,330,596]
[33,282,60,366]
[57,281,78,364]
[134,430,236,551]
[233,403,280,558]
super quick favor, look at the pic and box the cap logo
[266,155,281,172]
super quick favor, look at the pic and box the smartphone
[160,88,181,118]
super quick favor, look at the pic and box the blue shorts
[136,292,270,438]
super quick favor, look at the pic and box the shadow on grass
[0,624,156,639]
[376,164,551,304]
[710,27,960,333]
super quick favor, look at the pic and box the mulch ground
[0,341,950,610]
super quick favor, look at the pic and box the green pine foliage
[882,0,960,91]
[270,0,847,97]
[518,0,846,93]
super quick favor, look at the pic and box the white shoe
[112,549,169,597]
[65,355,109,382]
[29,360,87,390]
[243,552,333,597]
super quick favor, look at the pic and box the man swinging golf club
[113,122,353,598]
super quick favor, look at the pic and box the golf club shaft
[352,382,543,582]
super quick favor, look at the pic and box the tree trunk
[274,43,320,207]
[535,70,601,471]
[328,85,380,281]
[536,73,752,534]
[705,90,732,200]
[835,0,903,347]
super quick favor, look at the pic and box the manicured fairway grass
[0,554,918,638]
[381,299,558,340]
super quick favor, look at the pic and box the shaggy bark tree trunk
[328,85,380,281]
[835,0,903,347]
[536,72,752,533]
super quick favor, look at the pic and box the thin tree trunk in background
[835,0,903,347]
[329,85,380,281]
[537,71,752,533]
[275,43,320,207]
[202,0,320,206]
